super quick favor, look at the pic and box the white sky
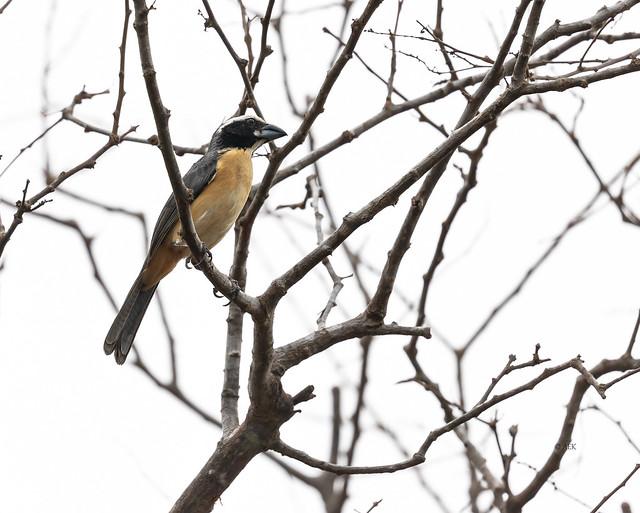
[1,1,640,512]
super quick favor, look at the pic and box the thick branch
[273,315,431,373]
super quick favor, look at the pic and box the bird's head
[211,113,287,154]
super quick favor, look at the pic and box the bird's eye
[247,118,256,127]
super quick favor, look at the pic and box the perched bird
[104,114,286,364]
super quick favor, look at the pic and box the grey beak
[257,124,287,141]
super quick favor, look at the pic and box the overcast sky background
[1,1,640,512]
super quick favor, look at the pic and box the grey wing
[146,151,218,258]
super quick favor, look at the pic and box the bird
[104,113,287,364]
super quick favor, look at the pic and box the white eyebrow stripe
[219,113,266,129]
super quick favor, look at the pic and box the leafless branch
[474,344,550,407]
[309,175,349,329]
[512,0,546,86]
[589,464,640,513]
[384,0,404,109]
[624,309,640,357]
[275,355,635,479]
[0,0,14,15]
[0,118,62,180]
[200,0,264,118]
[582,404,640,454]
[274,317,431,373]
[408,122,496,355]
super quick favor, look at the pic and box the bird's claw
[213,278,241,306]
[224,279,241,306]
[186,245,212,269]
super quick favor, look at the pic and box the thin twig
[0,125,136,259]
[384,0,403,109]
[624,309,640,357]
[0,118,62,180]
[200,0,265,118]
[112,0,131,136]
[323,27,447,135]
[578,16,615,69]
[310,174,349,329]
[0,0,14,15]
[408,122,496,354]
[589,464,640,513]
[582,404,640,454]
[474,344,550,407]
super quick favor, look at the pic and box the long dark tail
[104,273,158,365]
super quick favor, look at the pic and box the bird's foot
[213,278,241,306]
[186,244,212,269]
[224,279,241,306]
